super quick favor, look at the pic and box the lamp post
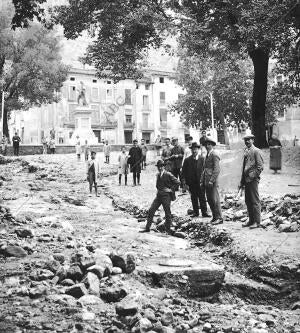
[1,90,4,136]
[209,92,214,131]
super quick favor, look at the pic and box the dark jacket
[170,145,184,169]
[241,145,264,184]
[156,171,180,195]
[201,150,221,186]
[182,155,205,186]
[128,146,143,173]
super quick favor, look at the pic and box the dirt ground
[0,148,299,333]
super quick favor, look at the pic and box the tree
[11,0,300,147]
[170,52,252,143]
[0,7,68,137]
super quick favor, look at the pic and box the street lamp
[209,92,214,131]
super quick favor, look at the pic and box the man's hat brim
[204,138,217,146]
[155,160,165,167]
[243,134,255,140]
[189,142,201,149]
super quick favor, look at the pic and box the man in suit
[201,138,223,225]
[182,142,210,218]
[239,133,264,229]
[140,160,180,234]
[128,139,143,186]
[170,137,184,183]
[86,151,101,197]
[161,137,173,172]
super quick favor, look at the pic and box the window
[69,86,76,101]
[159,77,164,83]
[106,89,113,100]
[142,113,149,128]
[124,131,133,144]
[143,95,149,108]
[145,84,150,90]
[136,84,139,89]
[91,104,100,122]
[125,89,131,105]
[91,87,99,100]
[92,79,97,83]
[107,80,112,84]
[160,108,167,124]
[125,115,132,123]
[70,77,75,81]
[160,92,166,105]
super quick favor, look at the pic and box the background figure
[140,138,148,170]
[42,137,48,154]
[83,140,90,161]
[118,146,128,185]
[12,132,21,156]
[128,139,142,186]
[161,137,173,172]
[49,138,56,154]
[170,137,184,186]
[269,134,282,174]
[202,138,223,225]
[86,151,100,197]
[199,130,207,157]
[1,135,7,156]
[75,141,81,161]
[155,134,162,156]
[104,140,111,163]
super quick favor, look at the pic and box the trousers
[146,192,172,231]
[205,184,222,220]
[245,180,261,225]
[133,172,140,185]
[189,183,207,215]
[13,145,19,156]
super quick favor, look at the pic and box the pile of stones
[222,193,300,232]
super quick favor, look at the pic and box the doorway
[124,131,133,144]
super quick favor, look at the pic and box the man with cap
[201,137,223,224]
[128,139,143,186]
[170,137,185,182]
[182,142,210,218]
[239,133,264,229]
[140,159,180,234]
[161,137,173,172]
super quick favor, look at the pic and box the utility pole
[1,90,4,136]
[210,92,214,130]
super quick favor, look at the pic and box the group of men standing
[142,132,264,234]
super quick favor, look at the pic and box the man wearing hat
[201,137,223,224]
[182,142,210,218]
[161,137,173,172]
[239,133,264,229]
[170,137,185,182]
[140,159,180,234]
[128,139,143,186]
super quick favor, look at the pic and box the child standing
[83,140,90,161]
[103,140,111,163]
[118,146,128,185]
[86,151,100,196]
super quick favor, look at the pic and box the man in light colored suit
[239,133,264,229]
[201,138,223,225]
[86,151,101,197]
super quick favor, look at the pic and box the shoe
[139,228,150,233]
[191,213,200,218]
[202,213,211,218]
[211,219,223,225]
[249,224,261,229]
[242,222,253,228]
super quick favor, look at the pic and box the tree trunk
[249,48,269,148]
[3,107,9,138]
[218,111,229,145]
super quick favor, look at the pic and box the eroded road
[0,154,299,333]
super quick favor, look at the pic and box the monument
[70,81,98,145]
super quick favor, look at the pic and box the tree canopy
[0,5,68,137]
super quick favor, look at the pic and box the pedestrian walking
[49,138,56,154]
[1,135,8,156]
[75,141,81,160]
[161,138,173,172]
[12,132,21,156]
[201,137,223,225]
[103,140,111,164]
[239,133,264,229]
[118,146,128,185]
[83,140,90,161]
[269,134,282,174]
[169,137,184,184]
[182,142,211,218]
[86,151,100,197]
[128,139,142,186]
[42,137,48,154]
[140,138,148,170]
[140,160,180,234]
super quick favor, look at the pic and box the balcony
[123,121,135,129]
[139,122,154,131]
[100,120,118,129]
[142,104,152,112]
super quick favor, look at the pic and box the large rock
[66,265,83,282]
[47,294,77,307]
[1,245,27,258]
[82,272,100,296]
[65,283,88,298]
[78,294,106,307]
[87,265,107,279]
[94,249,113,274]
[110,252,136,273]
[15,228,34,238]
[71,248,95,270]
[100,286,127,302]
[116,297,139,316]
[139,260,225,297]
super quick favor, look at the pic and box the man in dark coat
[170,137,184,181]
[12,132,21,156]
[128,139,143,186]
[201,137,223,225]
[182,142,210,218]
[239,133,264,229]
[140,160,180,234]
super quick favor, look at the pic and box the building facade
[9,67,198,145]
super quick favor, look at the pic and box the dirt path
[0,154,299,333]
